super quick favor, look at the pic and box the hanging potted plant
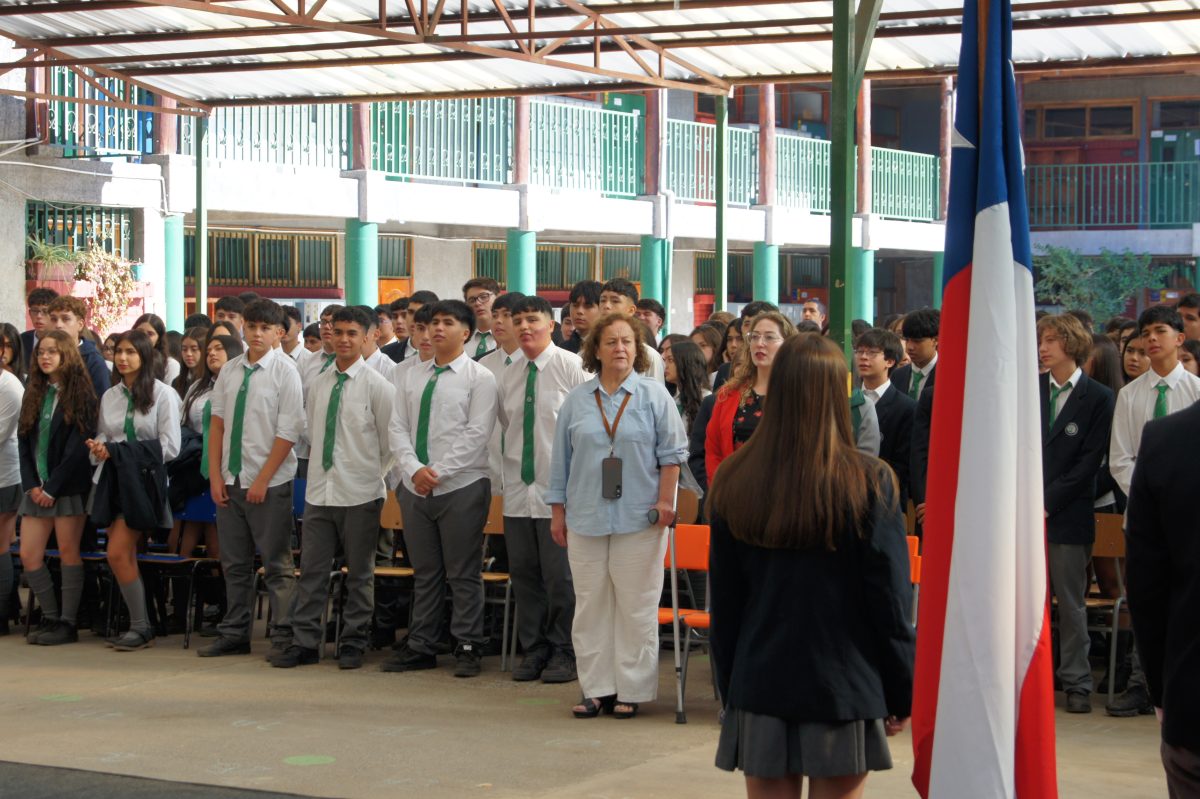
[25,236,77,281]
[74,244,137,336]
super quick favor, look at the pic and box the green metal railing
[47,68,151,156]
[871,147,940,221]
[602,246,640,281]
[372,98,512,184]
[530,101,643,197]
[179,105,352,169]
[182,227,337,287]
[1026,162,1200,229]
[664,120,757,205]
[695,251,753,296]
[26,200,134,258]
[777,135,832,213]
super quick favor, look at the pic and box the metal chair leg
[499,582,513,672]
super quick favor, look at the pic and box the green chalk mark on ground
[283,755,336,766]
[40,694,83,703]
[517,698,560,706]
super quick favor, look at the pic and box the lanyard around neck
[594,388,632,456]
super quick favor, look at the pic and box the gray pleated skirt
[19,492,87,518]
[715,709,893,779]
[0,484,20,514]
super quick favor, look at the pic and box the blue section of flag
[943,0,1032,285]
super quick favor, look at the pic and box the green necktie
[415,365,449,465]
[123,389,137,442]
[228,365,255,477]
[200,400,211,480]
[323,371,349,471]
[909,371,923,401]
[1048,380,1071,427]
[521,362,537,485]
[1154,383,1169,419]
[36,385,56,483]
[505,355,512,366]
[475,334,490,358]
[320,353,335,374]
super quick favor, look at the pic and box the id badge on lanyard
[595,389,632,500]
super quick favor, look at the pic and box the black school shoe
[453,644,482,678]
[541,650,577,684]
[111,629,155,651]
[512,648,551,682]
[36,620,79,646]
[271,645,319,668]
[197,636,251,657]
[338,647,365,670]
[379,644,437,672]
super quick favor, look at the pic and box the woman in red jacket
[705,311,796,484]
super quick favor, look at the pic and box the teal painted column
[506,229,536,296]
[932,251,945,309]
[344,218,379,306]
[640,234,665,304]
[163,214,185,331]
[851,247,875,323]
[753,242,779,303]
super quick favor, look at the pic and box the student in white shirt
[1107,304,1200,717]
[396,291,440,363]
[296,303,344,477]
[464,277,500,359]
[86,329,182,651]
[357,304,397,383]
[200,300,305,660]
[478,291,525,494]
[384,300,498,678]
[281,305,312,367]
[598,278,666,382]
[135,312,181,385]
[498,295,590,683]
[374,303,397,350]
[275,307,394,671]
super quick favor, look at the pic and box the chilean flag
[910,0,1058,796]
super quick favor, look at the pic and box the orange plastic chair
[663,524,712,723]
[907,535,921,626]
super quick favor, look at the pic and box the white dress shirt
[1110,361,1200,496]
[389,351,497,497]
[642,343,665,382]
[284,342,311,365]
[209,346,305,487]
[863,379,892,407]
[295,348,336,459]
[1048,367,1082,422]
[305,357,394,507]
[182,382,213,431]
[364,347,397,383]
[94,380,182,476]
[469,329,496,358]
[164,357,181,386]
[479,346,519,494]
[0,370,24,487]
[498,344,590,518]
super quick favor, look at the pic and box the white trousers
[567,526,668,703]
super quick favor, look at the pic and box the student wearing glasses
[464,278,500,359]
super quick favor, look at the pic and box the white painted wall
[668,247,696,335]
[411,237,473,302]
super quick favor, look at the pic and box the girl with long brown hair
[15,330,98,644]
[707,334,914,799]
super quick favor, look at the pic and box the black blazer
[18,405,95,500]
[1039,372,1114,545]
[688,393,716,494]
[711,361,733,393]
[380,338,407,363]
[874,384,915,506]
[907,364,937,506]
[710,471,915,723]
[90,439,169,532]
[891,362,935,402]
[1125,402,1200,748]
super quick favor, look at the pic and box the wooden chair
[1087,512,1128,703]
[479,496,518,671]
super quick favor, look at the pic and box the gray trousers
[1163,741,1200,799]
[504,516,574,656]
[292,499,383,652]
[397,479,489,654]
[216,482,296,645]
[1049,542,1093,694]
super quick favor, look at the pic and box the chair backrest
[905,500,917,536]
[381,491,403,530]
[1093,513,1126,559]
[906,535,922,585]
[483,495,505,534]
[676,488,700,526]
[665,524,710,572]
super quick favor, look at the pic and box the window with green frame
[694,252,754,301]
[473,242,506,288]
[601,247,640,282]
[26,201,134,259]
[182,227,336,287]
[379,236,412,278]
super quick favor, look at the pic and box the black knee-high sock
[25,566,58,620]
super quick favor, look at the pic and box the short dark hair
[902,308,941,340]
[463,277,501,296]
[601,278,639,304]
[1138,304,1184,334]
[238,291,261,305]
[283,305,302,326]
[303,322,320,340]
[1065,309,1094,332]
[373,304,391,316]
[352,305,378,328]
[184,312,212,329]
[512,295,553,317]
[851,319,870,340]
[409,290,439,307]
[740,301,779,320]
[27,287,60,307]
[389,297,410,314]
[429,299,476,335]
[332,305,373,332]
[795,320,822,334]
[492,292,526,315]
[320,303,344,319]
[412,304,436,326]
[855,328,904,373]
[243,298,286,327]
[214,296,245,315]
[636,298,666,321]
[568,280,603,307]
[1178,293,1200,313]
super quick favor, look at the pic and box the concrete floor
[0,628,1168,798]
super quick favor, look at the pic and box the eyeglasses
[319,319,334,327]
[853,348,883,358]
[747,333,783,345]
[467,292,494,306]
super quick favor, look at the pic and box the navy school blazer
[18,404,96,501]
[1039,371,1114,546]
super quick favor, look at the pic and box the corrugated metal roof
[0,0,1196,106]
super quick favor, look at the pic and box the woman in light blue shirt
[548,313,688,720]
